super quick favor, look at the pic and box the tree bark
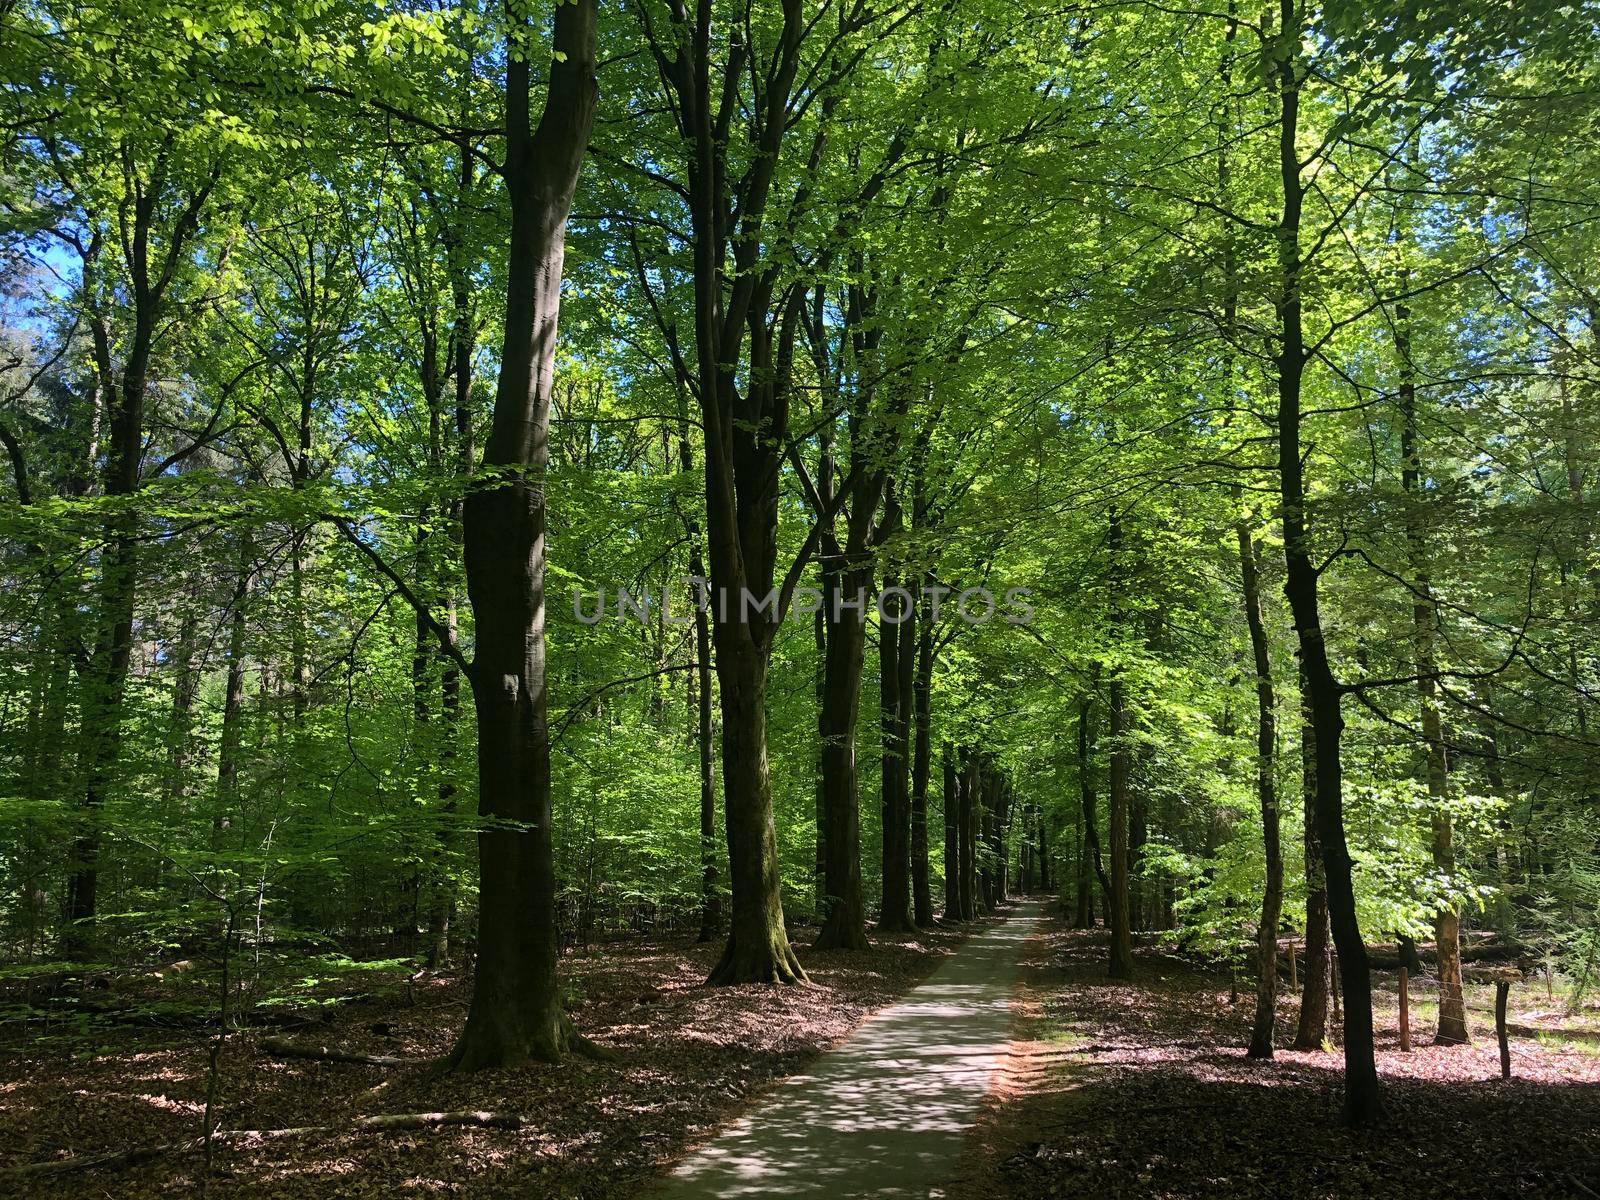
[1079,698,1109,926]
[958,750,977,920]
[877,566,914,933]
[676,433,721,944]
[1397,303,1469,1045]
[445,0,598,1070]
[910,591,936,926]
[214,541,253,847]
[1107,673,1135,979]
[814,557,872,950]
[653,0,810,985]
[1293,683,1333,1049]
[66,145,219,958]
[1272,0,1382,1123]
[1238,518,1282,1059]
[942,747,959,919]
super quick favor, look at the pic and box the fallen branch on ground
[259,1036,416,1066]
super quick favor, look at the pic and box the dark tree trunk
[942,748,959,920]
[877,570,914,933]
[66,146,218,958]
[1272,1,1382,1123]
[159,593,202,843]
[814,603,827,916]
[814,558,871,951]
[677,434,721,944]
[1294,682,1333,1049]
[1078,698,1109,925]
[910,594,936,926]
[958,750,977,920]
[1074,791,1092,928]
[1037,809,1050,893]
[214,542,253,846]
[708,635,805,981]
[990,775,1012,905]
[1239,519,1283,1059]
[1107,674,1135,979]
[653,0,810,986]
[1397,308,1468,1045]
[445,0,598,1070]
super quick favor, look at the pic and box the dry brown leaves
[950,914,1600,1200]
[0,922,967,1198]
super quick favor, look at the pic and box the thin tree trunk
[66,161,199,956]
[910,593,935,926]
[1273,0,1381,1122]
[1398,304,1468,1045]
[1079,697,1109,922]
[878,569,914,933]
[214,544,253,847]
[814,560,871,951]
[814,603,827,916]
[1107,674,1135,979]
[942,747,959,920]
[1239,517,1282,1059]
[1293,683,1333,1049]
[958,750,976,920]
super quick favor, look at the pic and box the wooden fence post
[1398,966,1411,1053]
[1495,979,1512,1080]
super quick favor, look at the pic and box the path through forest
[656,900,1043,1198]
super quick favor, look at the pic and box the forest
[1,0,1598,1195]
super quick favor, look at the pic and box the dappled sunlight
[656,902,1043,1198]
[949,918,1600,1200]
[0,922,974,1197]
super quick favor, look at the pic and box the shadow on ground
[950,916,1600,1200]
[655,901,1043,1198]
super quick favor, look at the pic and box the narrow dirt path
[654,899,1046,1199]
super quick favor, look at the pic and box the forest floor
[0,919,972,1198]
[948,911,1600,1200]
[658,899,1044,1197]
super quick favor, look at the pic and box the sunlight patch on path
[654,900,1046,1198]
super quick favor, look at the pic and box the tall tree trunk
[878,571,914,933]
[1037,808,1050,893]
[445,0,598,1069]
[1078,697,1108,925]
[1293,683,1333,1049]
[814,603,827,916]
[428,134,479,969]
[1398,303,1468,1045]
[693,565,720,943]
[1107,674,1135,979]
[910,593,935,926]
[942,747,959,920]
[65,148,217,956]
[1239,516,1282,1059]
[1272,0,1381,1122]
[975,759,990,913]
[814,560,871,950]
[213,540,253,849]
[677,433,721,944]
[707,635,805,981]
[958,750,977,920]
[160,592,203,829]
[659,0,810,987]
